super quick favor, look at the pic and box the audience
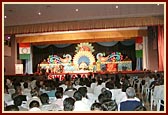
[3,72,164,112]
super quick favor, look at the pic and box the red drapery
[158,25,164,71]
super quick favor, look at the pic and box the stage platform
[4,70,164,81]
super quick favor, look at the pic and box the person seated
[90,102,103,111]
[63,97,75,111]
[123,56,131,61]
[5,105,19,111]
[118,87,142,111]
[29,100,41,111]
[79,61,88,70]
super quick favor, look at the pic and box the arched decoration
[97,42,118,47]
[53,44,71,48]
[75,43,94,53]
[120,40,135,46]
[73,51,95,70]
[35,45,50,49]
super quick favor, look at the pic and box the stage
[47,70,147,80]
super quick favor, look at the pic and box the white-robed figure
[79,61,88,70]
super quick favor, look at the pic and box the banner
[135,37,143,58]
[19,43,30,59]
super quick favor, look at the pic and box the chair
[151,85,164,111]
[8,88,15,94]
[133,77,142,93]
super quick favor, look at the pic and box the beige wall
[4,36,22,75]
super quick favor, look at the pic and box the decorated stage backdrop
[39,43,132,74]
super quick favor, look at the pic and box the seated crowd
[4,72,164,111]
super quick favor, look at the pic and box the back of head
[14,96,22,106]
[102,90,112,99]
[98,93,109,104]
[78,87,87,97]
[101,99,117,111]
[91,102,103,111]
[97,80,103,85]
[5,105,19,111]
[29,100,40,109]
[23,82,28,88]
[31,89,39,97]
[126,87,136,98]
[73,90,82,101]
[56,87,63,93]
[55,90,63,99]
[105,81,114,89]
[63,97,75,111]
[40,93,49,104]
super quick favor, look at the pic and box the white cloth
[52,99,63,110]
[29,107,41,111]
[26,96,42,109]
[4,93,12,103]
[93,85,104,100]
[30,80,36,89]
[40,103,62,111]
[73,101,90,111]
[64,90,76,97]
[59,84,67,92]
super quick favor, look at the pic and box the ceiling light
[116,5,119,8]
[4,15,7,19]
[38,12,42,15]
[157,4,160,6]
[7,36,11,40]
[75,9,79,12]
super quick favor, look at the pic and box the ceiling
[4,3,164,27]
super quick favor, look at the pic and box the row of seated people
[4,72,164,111]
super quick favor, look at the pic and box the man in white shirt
[73,91,90,111]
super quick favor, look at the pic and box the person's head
[29,100,40,109]
[102,90,112,99]
[97,80,103,85]
[90,102,103,111]
[40,93,49,104]
[73,90,82,101]
[126,87,136,98]
[56,87,63,93]
[101,99,117,111]
[55,90,63,99]
[63,97,75,111]
[5,105,19,111]
[78,87,87,97]
[13,96,22,107]
[105,81,114,89]
[98,93,108,104]
[23,82,28,88]
[31,89,39,97]
[15,86,22,94]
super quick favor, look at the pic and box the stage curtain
[32,44,76,72]
[120,40,135,46]
[35,45,50,49]
[5,16,163,35]
[97,42,118,47]
[158,25,164,71]
[53,44,71,48]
